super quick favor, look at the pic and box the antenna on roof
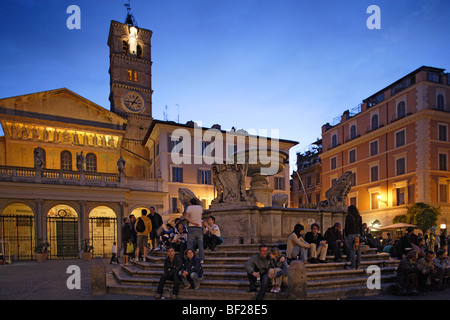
[124,0,138,26]
[164,105,168,121]
[176,104,180,123]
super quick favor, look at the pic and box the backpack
[136,217,145,233]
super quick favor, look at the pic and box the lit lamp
[440,224,447,230]
[376,194,387,205]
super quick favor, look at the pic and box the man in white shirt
[185,198,205,263]
[203,216,223,251]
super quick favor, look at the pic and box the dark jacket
[181,255,203,277]
[244,254,271,275]
[305,232,325,245]
[164,255,183,276]
[324,227,344,243]
[344,212,363,236]
[122,223,133,242]
[148,212,163,230]
[396,257,418,284]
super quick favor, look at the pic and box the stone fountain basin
[233,148,288,176]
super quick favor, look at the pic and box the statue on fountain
[317,171,354,209]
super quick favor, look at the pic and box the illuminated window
[86,153,97,173]
[128,70,133,81]
[134,71,138,82]
[60,151,72,171]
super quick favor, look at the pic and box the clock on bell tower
[107,18,153,119]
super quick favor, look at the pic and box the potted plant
[35,238,50,262]
[81,239,93,261]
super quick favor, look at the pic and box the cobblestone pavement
[0,258,147,300]
[1,259,449,300]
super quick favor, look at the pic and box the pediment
[0,88,126,131]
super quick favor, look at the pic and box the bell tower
[108,8,153,141]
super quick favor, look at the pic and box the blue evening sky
[0,0,449,172]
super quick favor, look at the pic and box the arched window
[350,125,357,140]
[371,114,379,130]
[86,153,97,173]
[437,94,445,111]
[397,101,406,118]
[331,134,337,148]
[136,44,142,58]
[122,40,129,56]
[60,151,72,171]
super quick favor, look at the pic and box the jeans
[187,227,205,261]
[157,272,180,295]
[291,245,308,263]
[180,271,200,288]
[347,234,361,269]
[247,272,270,300]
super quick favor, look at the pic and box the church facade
[0,19,295,260]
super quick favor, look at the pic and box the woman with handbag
[122,217,133,266]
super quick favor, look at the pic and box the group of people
[285,205,364,269]
[119,199,223,300]
[120,200,223,266]
[244,205,364,300]
[396,249,450,295]
[392,226,450,295]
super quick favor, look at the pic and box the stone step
[123,261,397,282]
[307,265,398,280]
[144,251,387,265]
[307,273,396,289]
[305,257,399,272]
[122,264,249,281]
[107,244,397,300]
[307,283,393,300]
[108,274,288,300]
[113,268,250,290]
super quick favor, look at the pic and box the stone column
[34,199,44,241]
[79,200,88,251]
[117,202,127,255]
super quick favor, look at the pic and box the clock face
[122,91,144,112]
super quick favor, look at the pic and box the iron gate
[0,215,34,260]
[89,217,117,258]
[47,216,78,259]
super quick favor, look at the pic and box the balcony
[0,166,124,188]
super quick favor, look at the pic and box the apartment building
[320,66,450,230]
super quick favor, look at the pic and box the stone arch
[88,205,118,257]
[0,202,36,260]
[46,204,79,259]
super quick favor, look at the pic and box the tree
[395,203,441,233]
[392,214,407,224]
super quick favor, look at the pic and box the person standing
[344,205,363,269]
[244,244,271,300]
[147,206,163,251]
[185,198,205,263]
[155,247,183,300]
[110,242,119,264]
[121,217,133,266]
[135,209,152,262]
